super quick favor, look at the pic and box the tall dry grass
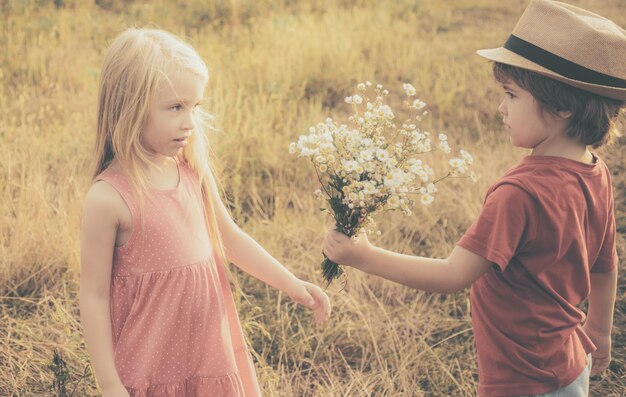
[0,0,624,395]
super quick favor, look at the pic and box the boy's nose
[498,99,507,116]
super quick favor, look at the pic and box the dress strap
[94,168,141,252]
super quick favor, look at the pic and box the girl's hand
[101,383,130,397]
[323,229,372,268]
[285,280,331,324]
[583,324,612,376]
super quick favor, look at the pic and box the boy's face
[141,71,206,159]
[498,80,564,149]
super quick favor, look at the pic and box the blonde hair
[94,27,225,260]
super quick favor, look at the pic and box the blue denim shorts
[520,354,593,397]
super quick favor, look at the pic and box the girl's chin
[145,149,183,160]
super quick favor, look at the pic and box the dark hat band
[503,34,626,89]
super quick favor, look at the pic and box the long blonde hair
[94,27,225,260]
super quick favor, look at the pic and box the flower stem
[321,253,344,288]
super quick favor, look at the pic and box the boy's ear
[556,110,572,120]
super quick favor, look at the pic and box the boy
[323,1,625,396]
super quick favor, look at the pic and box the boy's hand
[323,229,372,269]
[285,280,332,324]
[583,324,612,376]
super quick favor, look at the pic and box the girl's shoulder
[84,162,133,230]
[83,179,132,231]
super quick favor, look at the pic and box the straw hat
[477,0,626,101]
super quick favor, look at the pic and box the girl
[324,0,623,396]
[79,28,331,397]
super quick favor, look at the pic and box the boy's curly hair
[493,62,625,148]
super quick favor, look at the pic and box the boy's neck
[530,134,593,164]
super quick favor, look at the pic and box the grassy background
[0,0,624,395]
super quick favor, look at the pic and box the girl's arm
[323,230,492,293]
[206,171,331,324]
[78,182,129,395]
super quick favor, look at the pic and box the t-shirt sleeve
[457,183,535,271]
[592,192,618,273]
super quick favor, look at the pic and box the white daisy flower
[420,194,434,205]
[412,99,426,110]
[460,149,474,165]
[403,83,417,96]
[376,149,390,161]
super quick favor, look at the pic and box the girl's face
[141,71,206,159]
[498,80,565,149]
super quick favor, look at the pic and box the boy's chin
[509,137,534,150]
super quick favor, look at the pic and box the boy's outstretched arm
[583,268,618,376]
[323,231,492,293]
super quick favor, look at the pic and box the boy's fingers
[323,242,331,257]
[329,230,348,243]
[589,355,607,376]
[337,232,352,243]
[324,238,337,256]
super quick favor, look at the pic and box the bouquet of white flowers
[290,82,476,285]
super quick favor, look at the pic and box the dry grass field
[0,0,624,395]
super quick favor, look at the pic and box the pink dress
[95,158,262,397]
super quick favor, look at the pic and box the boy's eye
[505,91,515,99]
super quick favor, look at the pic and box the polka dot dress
[95,158,262,397]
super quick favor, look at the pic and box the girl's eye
[171,104,183,111]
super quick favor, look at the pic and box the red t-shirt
[457,154,617,397]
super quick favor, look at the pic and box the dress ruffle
[126,373,245,397]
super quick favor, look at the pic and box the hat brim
[477,47,626,101]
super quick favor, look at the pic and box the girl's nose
[181,111,195,131]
